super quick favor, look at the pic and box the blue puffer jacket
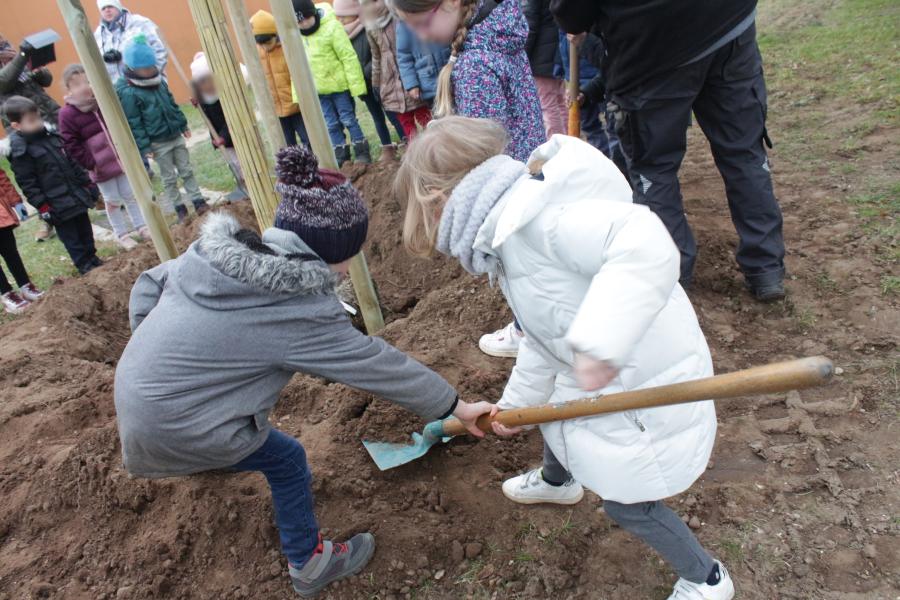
[395,21,450,101]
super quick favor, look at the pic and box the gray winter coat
[114,213,457,479]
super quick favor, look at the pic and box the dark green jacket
[116,78,188,156]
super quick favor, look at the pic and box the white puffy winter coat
[480,135,717,504]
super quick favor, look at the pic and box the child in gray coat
[114,146,495,597]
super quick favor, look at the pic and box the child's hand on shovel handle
[574,354,619,391]
[453,400,499,438]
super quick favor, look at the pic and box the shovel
[567,38,581,138]
[363,356,834,470]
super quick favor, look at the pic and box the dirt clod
[464,542,483,559]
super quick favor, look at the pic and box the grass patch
[881,275,900,295]
[758,0,899,118]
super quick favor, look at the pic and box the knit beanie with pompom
[274,146,369,264]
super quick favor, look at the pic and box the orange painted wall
[2,0,277,104]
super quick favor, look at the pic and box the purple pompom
[275,146,321,187]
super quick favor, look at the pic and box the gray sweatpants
[96,173,146,237]
[543,441,715,583]
[150,135,203,211]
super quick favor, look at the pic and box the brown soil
[1,41,899,600]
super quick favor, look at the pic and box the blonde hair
[396,116,509,256]
[389,0,478,117]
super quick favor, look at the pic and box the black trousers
[279,113,310,147]
[0,226,30,294]
[55,212,97,274]
[613,23,785,286]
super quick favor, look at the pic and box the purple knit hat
[274,146,369,264]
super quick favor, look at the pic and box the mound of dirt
[0,146,897,600]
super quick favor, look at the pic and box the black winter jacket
[198,99,233,149]
[8,129,94,222]
[551,0,757,95]
[524,0,560,78]
[348,30,374,94]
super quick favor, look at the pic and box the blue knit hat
[123,34,157,70]
[274,146,369,264]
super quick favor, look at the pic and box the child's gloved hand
[574,354,619,392]
[452,400,498,438]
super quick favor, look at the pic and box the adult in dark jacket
[4,97,100,274]
[552,0,785,300]
[524,0,565,137]
[333,0,406,160]
[0,34,60,130]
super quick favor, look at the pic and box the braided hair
[388,0,478,117]
[433,0,477,117]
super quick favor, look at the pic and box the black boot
[352,139,372,164]
[175,204,189,224]
[746,271,786,302]
[192,198,211,216]
[334,144,352,166]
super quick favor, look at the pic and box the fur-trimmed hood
[1,123,57,158]
[178,212,338,307]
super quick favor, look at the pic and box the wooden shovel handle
[567,42,580,138]
[441,356,833,437]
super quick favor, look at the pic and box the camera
[22,29,60,70]
[103,48,123,64]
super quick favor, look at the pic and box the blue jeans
[360,92,405,145]
[319,91,365,146]
[231,429,319,567]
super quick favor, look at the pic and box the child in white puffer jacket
[397,116,735,600]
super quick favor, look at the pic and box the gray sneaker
[289,533,375,597]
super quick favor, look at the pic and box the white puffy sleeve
[498,337,558,410]
[551,201,680,369]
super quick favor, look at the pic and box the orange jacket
[0,169,21,230]
[259,43,299,118]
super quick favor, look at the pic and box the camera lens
[103,49,122,63]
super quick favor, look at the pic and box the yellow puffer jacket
[251,10,299,118]
[259,43,299,117]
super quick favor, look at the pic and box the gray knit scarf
[436,154,526,276]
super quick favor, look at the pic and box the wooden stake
[223,0,286,157]
[188,0,281,230]
[56,0,177,262]
[268,0,384,334]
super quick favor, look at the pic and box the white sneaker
[2,291,30,314]
[501,468,584,505]
[478,322,522,358]
[19,283,44,302]
[118,235,139,250]
[667,561,735,600]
